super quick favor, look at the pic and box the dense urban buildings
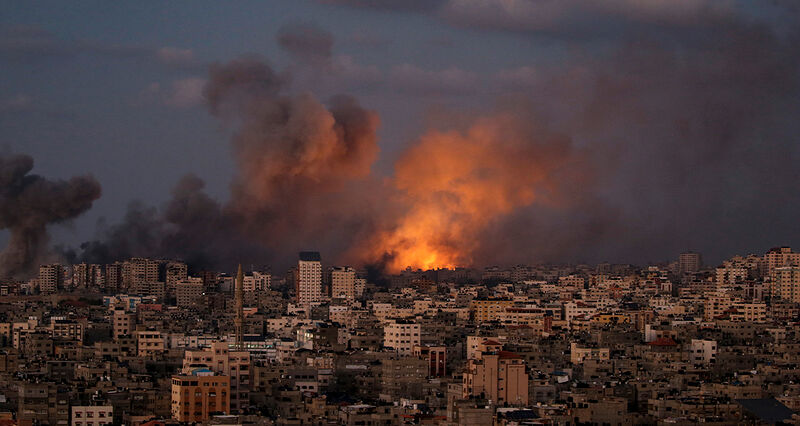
[1,247,800,424]
[5,0,800,424]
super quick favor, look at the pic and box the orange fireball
[366,112,581,272]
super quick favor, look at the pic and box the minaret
[234,264,244,351]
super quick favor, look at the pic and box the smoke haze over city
[6,3,800,426]
[2,1,799,276]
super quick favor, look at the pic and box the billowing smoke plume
[0,154,101,278]
[363,5,800,268]
[205,57,378,209]
[69,7,800,271]
[70,175,251,269]
[361,112,591,271]
[205,57,380,262]
[69,54,380,271]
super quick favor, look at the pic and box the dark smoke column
[0,154,101,278]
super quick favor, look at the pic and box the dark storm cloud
[0,154,100,278]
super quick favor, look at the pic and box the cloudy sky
[1,1,799,272]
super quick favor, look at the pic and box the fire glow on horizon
[364,112,585,272]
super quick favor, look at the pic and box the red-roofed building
[648,337,680,354]
[137,303,163,312]
[498,350,522,359]
[648,337,678,347]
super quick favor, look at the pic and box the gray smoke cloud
[465,13,800,264]
[68,54,381,271]
[320,1,800,265]
[0,154,101,278]
[67,5,800,270]
[68,174,264,270]
[205,56,381,266]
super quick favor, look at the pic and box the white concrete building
[690,339,717,365]
[296,252,323,306]
[383,320,421,355]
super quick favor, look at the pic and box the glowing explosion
[368,112,584,272]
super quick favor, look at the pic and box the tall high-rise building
[38,264,63,294]
[764,247,800,275]
[330,266,356,300]
[772,266,800,303]
[165,261,188,293]
[105,263,123,292]
[72,263,90,289]
[176,277,204,307]
[234,265,244,351]
[91,264,105,289]
[296,252,323,306]
[679,251,702,274]
[200,270,219,293]
[122,258,160,291]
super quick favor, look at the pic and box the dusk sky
[2,1,799,273]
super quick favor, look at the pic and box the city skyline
[5,3,800,424]
[3,244,800,423]
[3,3,800,421]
